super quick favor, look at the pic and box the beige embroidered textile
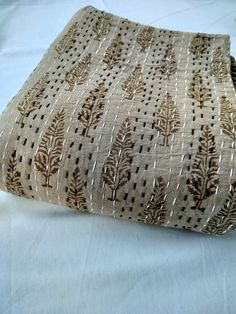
[0,6,236,235]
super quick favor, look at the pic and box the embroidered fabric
[0,6,236,235]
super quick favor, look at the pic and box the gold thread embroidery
[65,53,92,91]
[17,73,49,124]
[188,72,211,108]
[203,181,236,235]
[6,152,26,196]
[93,13,112,41]
[159,44,177,80]
[122,64,144,100]
[102,117,133,201]
[187,126,219,212]
[55,23,78,57]
[34,108,65,188]
[78,83,106,137]
[66,167,87,211]
[220,96,236,148]
[141,176,166,224]
[209,47,228,83]
[189,34,209,59]
[103,34,123,69]
[137,27,155,53]
[154,92,180,146]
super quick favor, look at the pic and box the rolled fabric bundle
[0,6,235,235]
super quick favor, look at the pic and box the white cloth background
[0,1,236,313]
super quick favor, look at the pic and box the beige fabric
[0,6,236,235]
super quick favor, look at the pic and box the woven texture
[0,5,235,235]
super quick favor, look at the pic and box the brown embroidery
[122,64,144,100]
[137,27,155,53]
[65,53,92,91]
[66,167,87,211]
[189,34,209,59]
[34,108,65,188]
[231,56,236,89]
[188,126,219,212]
[154,93,180,146]
[102,117,133,201]
[159,44,177,80]
[210,47,228,83]
[93,13,112,41]
[103,34,123,69]
[141,176,166,224]
[6,152,26,197]
[17,73,49,124]
[188,72,211,108]
[55,23,78,57]
[220,96,236,148]
[78,83,106,137]
[203,181,236,235]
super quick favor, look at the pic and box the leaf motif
[78,83,106,137]
[188,72,211,108]
[220,96,236,148]
[189,34,209,59]
[17,73,49,124]
[65,53,92,91]
[92,13,112,41]
[203,181,236,234]
[6,153,26,197]
[209,47,228,83]
[121,64,144,100]
[102,117,133,201]
[137,27,156,53]
[66,167,87,211]
[103,34,123,69]
[55,22,78,57]
[141,176,166,224]
[187,126,219,212]
[231,56,236,89]
[154,92,180,146]
[159,44,177,80]
[34,108,65,188]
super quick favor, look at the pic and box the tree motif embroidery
[55,22,78,57]
[189,34,209,59]
[203,181,236,235]
[103,34,123,69]
[65,53,92,91]
[159,45,177,80]
[34,108,65,188]
[102,117,133,201]
[122,64,144,100]
[154,93,180,147]
[66,167,87,211]
[231,56,236,88]
[6,152,26,197]
[220,96,236,148]
[187,126,219,212]
[17,73,49,124]
[210,47,228,83]
[141,176,166,224]
[137,27,156,53]
[188,72,211,109]
[92,13,112,41]
[78,83,106,137]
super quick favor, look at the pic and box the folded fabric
[0,5,236,235]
